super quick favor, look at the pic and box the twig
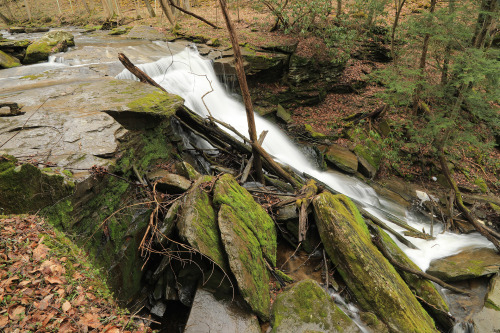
[167,0,220,29]
[241,130,268,183]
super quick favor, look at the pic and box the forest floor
[0,215,150,332]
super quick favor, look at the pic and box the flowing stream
[115,44,494,272]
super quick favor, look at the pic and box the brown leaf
[59,319,74,333]
[103,326,121,333]
[78,312,102,329]
[38,294,54,310]
[8,305,25,321]
[62,300,71,313]
[45,276,65,284]
[18,280,30,287]
[33,243,50,261]
[40,260,65,276]
[72,294,85,307]
[41,310,56,327]
[0,315,8,327]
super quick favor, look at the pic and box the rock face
[322,144,358,174]
[184,288,260,333]
[271,279,360,333]
[213,174,277,265]
[471,273,500,332]
[177,176,227,269]
[24,30,75,64]
[426,248,500,282]
[218,204,271,321]
[377,227,452,330]
[0,156,74,214]
[0,49,21,68]
[313,193,437,332]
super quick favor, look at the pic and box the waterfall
[116,44,494,271]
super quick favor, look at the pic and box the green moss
[20,73,47,80]
[125,89,184,117]
[304,124,326,139]
[313,193,437,332]
[275,269,294,283]
[271,279,353,332]
[0,158,74,214]
[0,50,21,68]
[213,174,277,265]
[219,204,270,321]
[62,169,73,178]
[485,299,500,311]
[474,177,488,193]
[354,144,381,170]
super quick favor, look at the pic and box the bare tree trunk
[336,0,342,18]
[217,0,265,184]
[159,0,175,25]
[412,0,437,113]
[24,0,32,21]
[0,10,11,24]
[2,0,14,20]
[167,0,218,28]
[80,0,91,15]
[440,0,454,85]
[113,0,122,17]
[472,0,498,48]
[69,0,75,14]
[390,0,406,61]
[143,0,156,17]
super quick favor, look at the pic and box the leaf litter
[0,215,150,332]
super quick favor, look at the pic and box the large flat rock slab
[426,248,500,282]
[0,78,182,179]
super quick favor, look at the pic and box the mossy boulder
[312,192,437,332]
[213,174,277,266]
[472,273,500,332]
[24,30,74,64]
[0,50,21,68]
[177,176,227,269]
[353,144,381,179]
[322,144,358,174]
[426,248,500,282]
[377,227,452,330]
[0,156,74,214]
[218,204,271,321]
[271,279,360,333]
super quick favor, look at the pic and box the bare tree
[24,0,32,21]
[217,0,265,184]
[390,0,406,60]
[159,0,176,25]
[0,10,11,24]
[143,0,156,17]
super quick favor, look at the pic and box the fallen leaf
[45,276,65,284]
[38,294,54,310]
[41,310,56,327]
[59,320,73,333]
[18,280,30,287]
[33,243,50,261]
[62,300,71,313]
[0,315,8,327]
[103,326,120,333]
[8,305,25,321]
[78,312,102,329]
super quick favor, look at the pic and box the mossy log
[312,192,438,333]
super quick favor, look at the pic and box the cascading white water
[116,44,494,271]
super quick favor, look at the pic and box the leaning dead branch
[167,0,219,29]
[371,232,470,295]
[118,53,167,92]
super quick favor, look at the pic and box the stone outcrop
[322,144,358,174]
[271,279,360,333]
[0,49,21,68]
[24,30,75,64]
[426,248,500,282]
[313,192,437,332]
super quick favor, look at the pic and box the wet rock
[24,27,50,33]
[156,173,192,193]
[426,248,500,282]
[271,279,360,333]
[0,50,21,68]
[275,203,298,222]
[8,27,25,33]
[174,161,200,180]
[151,301,167,317]
[213,174,277,265]
[472,273,500,332]
[24,30,75,64]
[313,193,437,332]
[276,104,291,123]
[218,203,271,321]
[371,178,413,208]
[287,53,344,86]
[353,144,380,179]
[177,176,227,269]
[322,144,358,174]
[377,227,453,330]
[184,288,260,333]
[108,27,130,36]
